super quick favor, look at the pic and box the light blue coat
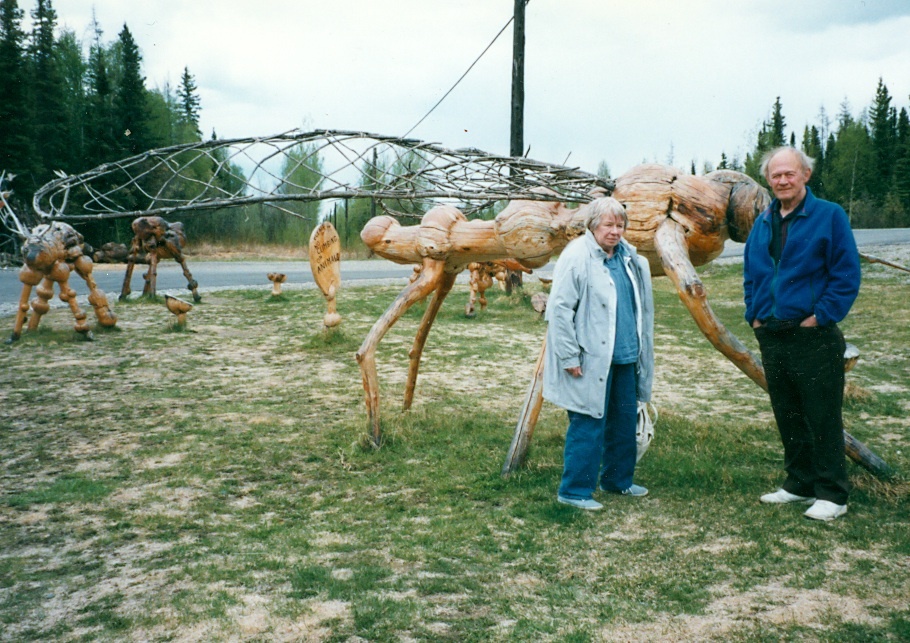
[543,231,655,418]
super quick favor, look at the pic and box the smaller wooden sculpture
[7,222,117,342]
[465,259,532,317]
[267,272,287,296]
[120,216,200,302]
[92,242,130,263]
[165,295,192,327]
[308,221,342,328]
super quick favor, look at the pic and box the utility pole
[510,0,526,159]
[506,0,527,295]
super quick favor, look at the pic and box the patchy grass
[0,249,908,642]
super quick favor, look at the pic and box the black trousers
[754,324,850,505]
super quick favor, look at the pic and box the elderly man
[743,146,861,521]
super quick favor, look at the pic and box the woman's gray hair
[759,146,816,180]
[585,196,628,232]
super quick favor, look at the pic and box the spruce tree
[0,0,38,196]
[57,28,87,170]
[868,78,896,201]
[84,25,118,166]
[177,66,202,140]
[114,23,151,155]
[744,97,788,181]
[801,124,825,196]
[29,0,70,177]
[891,106,910,217]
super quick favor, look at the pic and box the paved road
[2,228,908,317]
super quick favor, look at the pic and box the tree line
[2,0,908,257]
[731,83,910,229]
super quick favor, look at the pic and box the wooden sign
[308,221,342,327]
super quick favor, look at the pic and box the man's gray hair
[760,146,816,180]
[585,196,628,232]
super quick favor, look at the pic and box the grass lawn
[1,250,908,642]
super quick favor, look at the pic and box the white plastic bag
[636,401,657,462]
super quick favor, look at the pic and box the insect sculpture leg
[356,258,447,446]
[7,270,41,343]
[403,270,458,411]
[168,249,201,302]
[27,275,56,333]
[655,217,889,476]
[502,335,547,476]
[54,264,94,339]
[143,250,160,298]
[120,244,140,300]
[73,254,117,329]
[654,218,766,388]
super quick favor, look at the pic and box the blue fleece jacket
[743,187,860,327]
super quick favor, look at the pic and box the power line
[402,7,522,139]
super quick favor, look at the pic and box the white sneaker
[804,500,847,521]
[557,495,603,510]
[760,489,816,505]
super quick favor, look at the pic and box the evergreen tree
[897,107,910,149]
[0,0,38,196]
[56,28,87,170]
[29,0,70,177]
[114,23,152,155]
[891,106,910,216]
[147,81,178,146]
[744,97,788,181]
[801,124,825,195]
[717,152,729,170]
[868,78,896,201]
[770,97,787,147]
[177,66,202,139]
[84,20,118,166]
[822,117,874,223]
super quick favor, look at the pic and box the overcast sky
[43,1,910,177]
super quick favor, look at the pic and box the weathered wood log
[860,252,910,273]
[501,337,547,477]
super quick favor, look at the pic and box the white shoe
[760,489,816,505]
[557,496,603,510]
[804,500,847,521]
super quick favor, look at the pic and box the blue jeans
[558,362,638,499]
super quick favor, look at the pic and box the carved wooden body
[120,216,200,302]
[8,222,117,342]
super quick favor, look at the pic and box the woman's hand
[800,314,818,327]
[565,366,582,378]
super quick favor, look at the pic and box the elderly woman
[543,197,655,510]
